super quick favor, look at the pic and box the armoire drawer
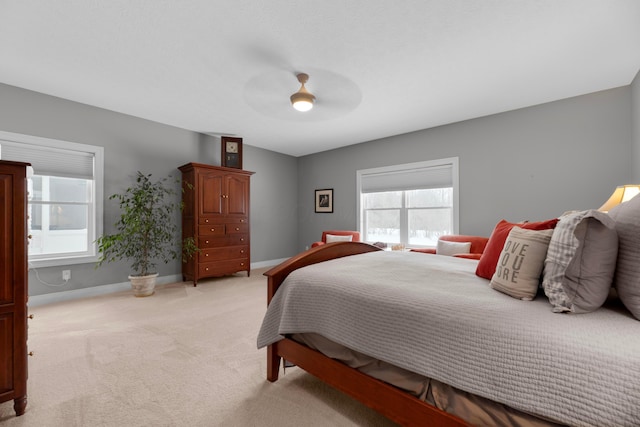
[198,259,249,277]
[199,246,248,262]
[226,223,249,234]
[228,234,248,245]
[198,224,225,236]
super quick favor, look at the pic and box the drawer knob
[240,250,244,254]
[240,219,245,223]
[205,240,209,244]
[240,263,244,266]
[205,267,209,271]
[235,227,240,231]
[205,253,209,257]
[211,228,215,232]
[205,219,209,223]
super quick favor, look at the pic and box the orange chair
[410,235,489,260]
[311,230,361,248]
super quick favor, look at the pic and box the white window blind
[0,140,94,179]
[360,164,453,193]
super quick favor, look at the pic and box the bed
[257,242,640,427]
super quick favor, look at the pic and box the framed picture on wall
[315,188,333,213]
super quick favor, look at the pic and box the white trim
[251,258,288,269]
[0,130,104,268]
[28,274,182,307]
[28,255,99,268]
[29,281,132,307]
[28,259,288,306]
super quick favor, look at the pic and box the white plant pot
[128,273,158,297]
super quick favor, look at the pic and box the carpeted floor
[0,268,396,427]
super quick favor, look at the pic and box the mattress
[257,251,640,427]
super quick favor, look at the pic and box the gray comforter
[257,251,640,427]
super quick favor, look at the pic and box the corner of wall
[632,68,640,182]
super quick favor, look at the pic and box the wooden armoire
[0,160,29,416]
[178,163,254,285]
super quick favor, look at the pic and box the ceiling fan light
[290,73,315,112]
[291,93,315,111]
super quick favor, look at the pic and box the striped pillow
[542,210,618,313]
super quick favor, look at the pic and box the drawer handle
[240,219,245,223]
[235,227,240,231]
[205,253,209,257]
[240,250,244,254]
[205,240,209,244]
[205,219,209,223]
[211,228,215,232]
[240,263,244,266]
[205,267,209,271]
[240,238,244,242]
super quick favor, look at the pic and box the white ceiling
[1,1,639,157]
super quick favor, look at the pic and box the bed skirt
[292,333,563,427]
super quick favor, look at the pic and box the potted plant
[96,171,198,297]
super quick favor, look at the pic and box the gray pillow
[608,195,640,320]
[542,210,618,313]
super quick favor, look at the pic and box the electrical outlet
[62,270,71,281]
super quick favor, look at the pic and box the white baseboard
[29,259,288,307]
[28,274,183,307]
[251,258,288,269]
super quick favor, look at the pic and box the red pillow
[475,218,559,280]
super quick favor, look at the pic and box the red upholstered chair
[311,230,361,248]
[410,235,489,260]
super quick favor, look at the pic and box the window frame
[0,130,104,267]
[356,158,459,247]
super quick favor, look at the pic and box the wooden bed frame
[263,242,469,427]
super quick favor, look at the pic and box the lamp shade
[598,184,640,212]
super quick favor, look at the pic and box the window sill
[29,254,99,268]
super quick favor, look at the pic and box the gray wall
[297,86,633,252]
[632,69,640,182]
[2,80,636,296]
[0,83,298,296]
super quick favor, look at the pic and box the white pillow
[436,240,471,256]
[325,234,353,243]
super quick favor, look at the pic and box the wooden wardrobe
[178,163,254,285]
[0,160,29,416]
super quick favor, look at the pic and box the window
[357,158,458,247]
[0,131,104,267]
